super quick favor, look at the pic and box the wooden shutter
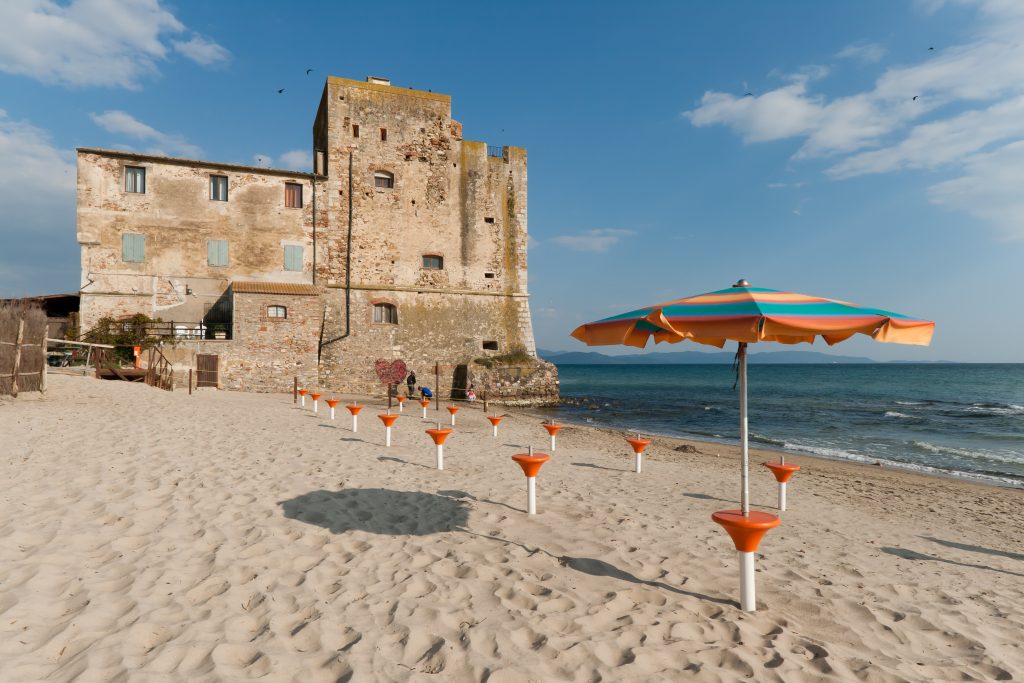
[123,233,144,262]
[284,245,302,271]
[218,240,228,266]
[207,240,217,265]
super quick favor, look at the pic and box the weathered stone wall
[468,360,560,407]
[217,291,321,392]
[314,77,553,401]
[77,150,321,331]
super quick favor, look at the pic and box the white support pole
[436,444,444,470]
[330,406,336,420]
[399,402,404,413]
[779,482,787,511]
[739,551,756,611]
[313,399,318,414]
[422,405,427,419]
[635,452,642,474]
[385,426,392,448]
[352,414,358,433]
[527,476,537,514]
[300,395,305,407]
[550,434,556,451]
[739,342,750,516]
[492,424,498,437]
[450,412,456,426]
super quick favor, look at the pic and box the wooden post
[293,376,298,403]
[10,318,24,398]
[388,384,393,410]
[40,328,48,394]
[189,368,193,395]
[434,362,440,411]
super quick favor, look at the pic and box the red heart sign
[374,358,408,386]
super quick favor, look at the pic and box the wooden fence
[0,304,47,397]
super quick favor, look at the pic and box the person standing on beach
[406,370,416,398]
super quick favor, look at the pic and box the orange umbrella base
[310,393,321,401]
[378,414,399,427]
[543,424,562,436]
[419,400,431,408]
[487,416,503,426]
[447,406,460,414]
[325,399,339,408]
[397,396,407,403]
[512,453,551,478]
[764,462,800,483]
[426,428,453,445]
[627,438,651,455]
[711,509,781,553]
[298,389,308,396]
[346,405,363,415]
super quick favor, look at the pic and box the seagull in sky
[912,95,919,101]
[306,69,313,75]
[928,46,935,50]
[277,88,285,94]
[744,92,754,97]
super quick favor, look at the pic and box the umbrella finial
[733,279,751,288]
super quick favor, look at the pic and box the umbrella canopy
[570,283,934,349]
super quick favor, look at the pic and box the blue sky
[1,0,1021,361]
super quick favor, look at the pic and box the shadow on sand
[920,536,1024,562]
[882,547,1024,577]
[280,488,468,535]
[571,462,625,472]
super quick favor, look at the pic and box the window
[267,305,287,319]
[374,171,394,189]
[210,175,228,201]
[352,124,360,138]
[207,239,228,267]
[373,303,398,324]
[285,182,303,208]
[484,217,495,224]
[283,245,303,271]
[121,233,145,262]
[380,128,387,141]
[483,341,499,351]
[125,166,146,193]
[422,255,443,270]
[484,272,496,279]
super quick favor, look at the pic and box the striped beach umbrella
[570,280,935,515]
[571,280,934,611]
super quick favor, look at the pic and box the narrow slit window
[482,341,499,351]
[374,171,394,189]
[352,124,360,138]
[484,272,496,279]
[373,303,398,324]
[285,182,303,208]
[422,255,443,270]
[124,166,146,193]
[380,128,387,141]
[210,175,228,201]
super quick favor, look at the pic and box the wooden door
[196,354,219,388]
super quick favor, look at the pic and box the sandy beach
[1,374,1021,682]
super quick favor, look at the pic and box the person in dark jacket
[406,370,416,397]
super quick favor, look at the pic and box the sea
[547,364,1024,488]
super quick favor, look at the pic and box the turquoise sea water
[548,364,1024,487]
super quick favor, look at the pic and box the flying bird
[277,88,285,94]
[744,92,754,97]
[306,69,313,75]
[912,95,919,101]
[928,46,934,50]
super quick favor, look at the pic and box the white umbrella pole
[739,342,749,516]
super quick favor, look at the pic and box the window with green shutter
[283,245,303,271]
[121,233,145,262]
[208,239,229,267]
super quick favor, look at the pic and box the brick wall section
[217,291,321,392]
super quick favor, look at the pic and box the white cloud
[0,111,76,295]
[0,0,229,89]
[929,141,1024,239]
[684,0,1024,235]
[91,110,201,157]
[278,150,310,171]
[553,229,635,252]
[837,42,887,63]
[172,35,230,66]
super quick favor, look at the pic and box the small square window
[121,233,145,262]
[283,245,303,271]
[267,305,287,319]
[373,303,398,324]
[352,124,360,138]
[422,255,443,270]
[484,272,496,279]
[482,341,499,351]
[374,171,394,189]
[484,217,495,224]
[210,175,228,201]
[285,182,303,208]
[207,239,228,267]
[125,166,145,193]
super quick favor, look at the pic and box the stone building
[76,75,557,403]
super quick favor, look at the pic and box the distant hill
[538,348,878,364]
